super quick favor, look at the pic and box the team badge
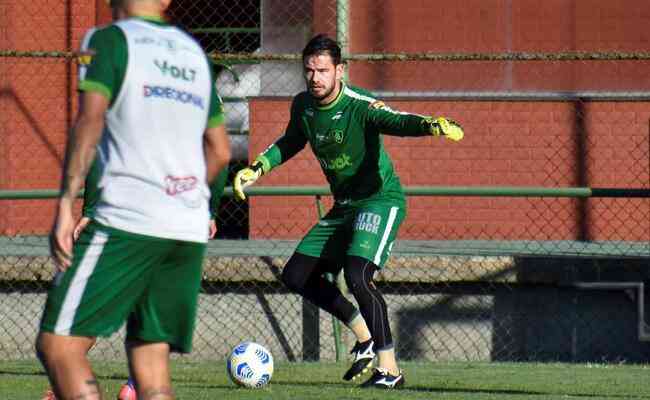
[332,129,344,144]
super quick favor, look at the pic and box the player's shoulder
[85,23,124,47]
[345,84,376,99]
[291,91,313,111]
[343,84,379,105]
[343,84,392,113]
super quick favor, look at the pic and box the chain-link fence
[1,1,650,364]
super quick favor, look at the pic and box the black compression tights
[281,253,393,350]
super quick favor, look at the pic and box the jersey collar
[133,15,168,26]
[315,81,346,111]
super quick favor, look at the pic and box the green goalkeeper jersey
[257,83,432,204]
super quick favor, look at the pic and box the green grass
[1,360,649,399]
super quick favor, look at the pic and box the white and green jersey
[79,17,225,243]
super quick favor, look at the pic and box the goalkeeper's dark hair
[302,34,342,65]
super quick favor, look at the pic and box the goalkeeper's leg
[344,256,404,388]
[282,252,377,381]
[281,252,359,323]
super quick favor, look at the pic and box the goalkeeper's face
[303,53,344,104]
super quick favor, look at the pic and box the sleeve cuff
[82,210,95,218]
[207,114,225,128]
[255,154,272,174]
[421,117,435,135]
[78,80,112,101]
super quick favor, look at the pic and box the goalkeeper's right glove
[429,117,464,141]
[233,161,264,201]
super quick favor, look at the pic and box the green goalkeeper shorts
[295,197,405,268]
[39,221,206,353]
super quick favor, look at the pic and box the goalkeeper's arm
[233,132,307,200]
[234,97,310,200]
[366,101,464,141]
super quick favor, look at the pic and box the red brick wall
[0,1,108,235]
[249,98,650,241]
[1,1,649,240]
[247,0,650,242]
[348,0,650,92]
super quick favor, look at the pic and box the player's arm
[366,101,464,141]
[73,28,102,242]
[204,56,231,186]
[233,99,307,200]
[81,159,101,219]
[60,94,107,204]
[51,27,120,269]
[204,123,230,187]
[209,167,228,219]
[77,26,109,222]
[208,167,228,238]
[204,124,229,239]
[51,91,109,269]
[203,58,231,238]
[72,160,101,240]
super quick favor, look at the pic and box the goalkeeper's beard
[308,80,339,103]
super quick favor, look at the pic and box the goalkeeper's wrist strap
[252,155,273,175]
[250,161,264,175]
[421,117,439,136]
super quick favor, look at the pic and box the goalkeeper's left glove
[233,161,264,201]
[429,117,464,141]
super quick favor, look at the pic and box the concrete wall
[3,282,649,362]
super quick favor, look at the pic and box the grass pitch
[1,360,649,399]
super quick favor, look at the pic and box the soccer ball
[227,341,274,388]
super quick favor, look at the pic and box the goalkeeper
[234,34,463,389]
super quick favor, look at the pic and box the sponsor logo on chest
[154,59,196,82]
[317,153,352,171]
[165,175,198,196]
[143,85,205,109]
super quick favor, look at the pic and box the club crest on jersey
[331,129,344,144]
[305,108,314,117]
[332,111,343,120]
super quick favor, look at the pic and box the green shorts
[296,198,405,268]
[40,221,206,353]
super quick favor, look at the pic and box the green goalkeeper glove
[233,161,264,201]
[429,117,464,141]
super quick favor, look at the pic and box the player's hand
[209,218,217,239]
[233,162,263,201]
[430,117,464,141]
[73,216,91,241]
[50,201,75,271]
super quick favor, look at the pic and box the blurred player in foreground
[42,167,227,400]
[36,0,230,399]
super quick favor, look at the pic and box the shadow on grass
[0,370,47,377]
[180,379,650,399]
[3,369,647,399]
[0,369,130,382]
